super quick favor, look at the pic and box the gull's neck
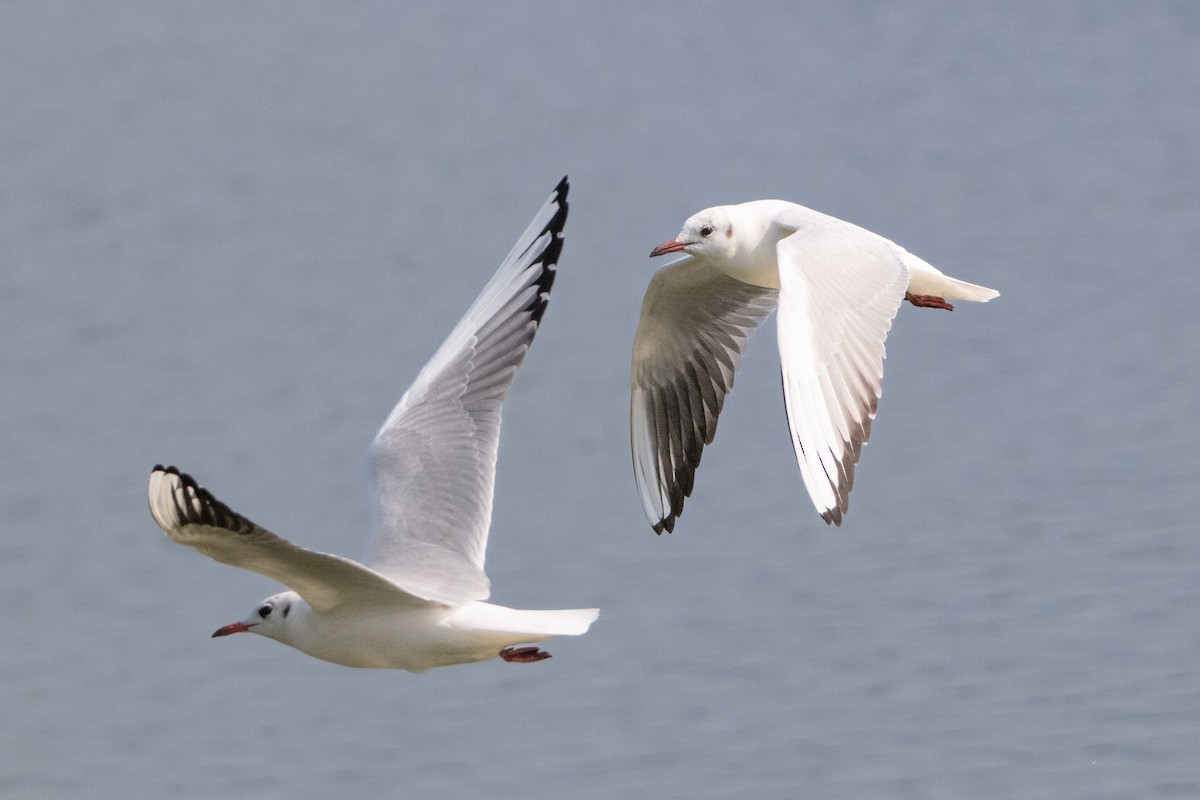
[708,201,795,289]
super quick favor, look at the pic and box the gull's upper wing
[631,257,778,533]
[773,210,909,525]
[148,466,432,611]
[364,178,568,602]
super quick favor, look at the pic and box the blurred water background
[1,3,1198,798]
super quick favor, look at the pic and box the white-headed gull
[632,200,999,533]
[149,178,598,671]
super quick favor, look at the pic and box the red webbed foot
[905,292,954,311]
[499,646,552,663]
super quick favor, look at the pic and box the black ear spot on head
[282,603,291,619]
[726,223,733,238]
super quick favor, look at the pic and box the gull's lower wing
[630,258,778,533]
[148,466,433,611]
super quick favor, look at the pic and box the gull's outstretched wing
[148,466,432,611]
[364,178,569,601]
[773,211,909,525]
[631,258,777,533]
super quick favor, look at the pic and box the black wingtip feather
[152,464,255,535]
[821,508,842,526]
[523,176,569,327]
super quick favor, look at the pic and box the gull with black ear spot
[149,178,598,672]
[633,199,999,533]
[211,593,292,637]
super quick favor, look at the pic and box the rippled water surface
[2,3,1198,798]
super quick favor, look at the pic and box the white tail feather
[937,275,1000,303]
[519,608,600,636]
[902,252,1000,303]
[450,603,600,637]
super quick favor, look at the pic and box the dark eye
[700,224,715,237]
[258,604,272,618]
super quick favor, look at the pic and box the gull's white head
[649,205,739,262]
[211,591,305,642]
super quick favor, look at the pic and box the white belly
[289,602,553,672]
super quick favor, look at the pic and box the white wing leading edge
[364,178,569,602]
[773,212,909,525]
[630,258,778,533]
[148,466,431,611]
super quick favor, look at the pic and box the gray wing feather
[631,258,777,533]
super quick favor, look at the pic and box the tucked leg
[499,646,552,663]
[905,292,954,311]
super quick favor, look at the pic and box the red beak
[212,621,254,638]
[649,239,689,257]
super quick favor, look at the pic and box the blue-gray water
[2,3,1198,798]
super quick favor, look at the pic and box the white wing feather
[148,466,431,611]
[364,178,569,601]
[773,212,909,524]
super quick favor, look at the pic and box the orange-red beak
[212,621,254,637]
[649,239,688,257]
